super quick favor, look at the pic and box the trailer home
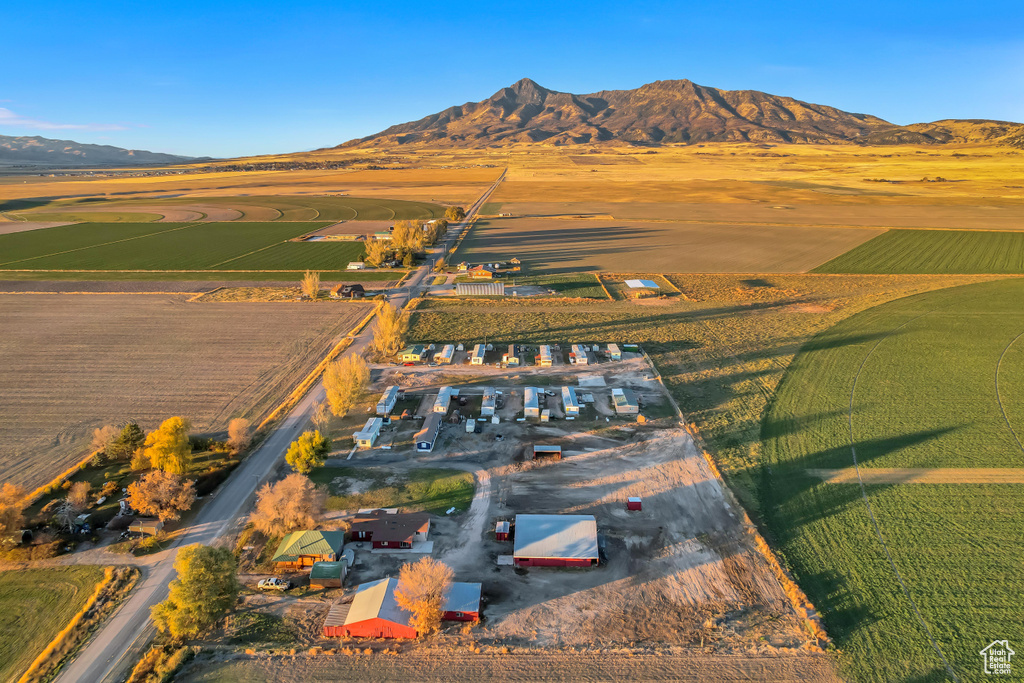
[538,345,553,367]
[561,386,580,416]
[433,386,454,414]
[571,344,590,365]
[503,344,520,367]
[481,387,497,416]
[470,344,486,365]
[377,385,399,416]
[524,387,540,418]
[436,344,455,364]
[353,417,383,448]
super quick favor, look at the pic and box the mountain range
[0,135,197,166]
[340,78,1024,149]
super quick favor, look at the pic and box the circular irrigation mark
[847,307,959,682]
[995,329,1024,461]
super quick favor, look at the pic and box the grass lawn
[509,273,610,299]
[762,278,1024,681]
[814,229,1024,274]
[0,566,107,682]
[309,466,475,515]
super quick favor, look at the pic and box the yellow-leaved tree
[284,430,330,474]
[370,303,409,359]
[151,544,238,640]
[395,557,454,637]
[143,417,193,474]
[323,354,370,417]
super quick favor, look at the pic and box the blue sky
[3,1,1022,158]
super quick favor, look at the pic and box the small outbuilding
[415,413,443,452]
[612,387,640,415]
[129,518,163,536]
[401,345,426,363]
[533,445,562,460]
[309,560,347,589]
[627,497,642,511]
[442,582,482,622]
[377,385,399,416]
[353,417,383,448]
[495,520,510,541]
[607,343,622,361]
[513,514,599,568]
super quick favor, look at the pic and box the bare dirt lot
[0,294,372,488]
[456,217,883,273]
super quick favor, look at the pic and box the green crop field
[762,278,1024,681]
[815,229,1024,274]
[0,221,371,277]
[0,566,107,682]
[12,195,445,222]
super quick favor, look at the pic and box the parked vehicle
[258,577,291,591]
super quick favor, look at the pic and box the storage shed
[272,530,346,570]
[513,514,599,568]
[612,387,640,415]
[353,417,383,448]
[627,497,642,511]
[433,386,454,414]
[532,445,562,460]
[607,343,622,361]
[470,344,486,365]
[437,344,455,364]
[524,387,540,418]
[442,582,482,622]
[455,282,504,296]
[415,413,443,452]
[129,518,163,536]
[495,520,510,541]
[377,385,399,416]
[481,387,497,416]
[309,560,346,589]
[561,386,580,416]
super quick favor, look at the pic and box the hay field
[455,218,883,273]
[0,566,107,682]
[815,229,1024,273]
[0,294,372,489]
[763,279,1024,681]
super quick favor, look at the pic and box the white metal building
[377,386,399,416]
[433,386,454,414]
[612,387,639,415]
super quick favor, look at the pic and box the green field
[0,221,368,275]
[815,229,1024,274]
[13,195,445,222]
[308,466,475,515]
[762,278,1024,681]
[0,566,107,682]
[510,273,610,298]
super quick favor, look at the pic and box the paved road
[56,170,505,683]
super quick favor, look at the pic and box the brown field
[0,294,372,489]
[455,217,883,273]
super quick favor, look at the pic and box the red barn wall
[340,618,417,639]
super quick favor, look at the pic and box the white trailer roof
[513,514,598,560]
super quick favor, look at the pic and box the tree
[227,418,252,453]
[425,219,448,246]
[395,557,454,636]
[365,240,393,268]
[151,544,239,641]
[392,220,425,254]
[323,354,370,417]
[402,252,415,268]
[311,401,331,434]
[127,471,196,522]
[284,430,330,474]
[130,448,150,471]
[301,270,320,300]
[445,206,466,222]
[107,423,146,462]
[68,482,91,510]
[0,483,27,539]
[144,417,193,475]
[250,473,326,537]
[370,303,409,359]
[90,425,120,459]
[53,500,79,532]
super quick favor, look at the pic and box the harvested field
[455,218,883,273]
[0,294,372,488]
[0,220,73,235]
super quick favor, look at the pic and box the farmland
[0,294,372,488]
[0,221,368,277]
[815,228,1024,274]
[762,278,1024,681]
[0,566,107,683]
[454,217,883,273]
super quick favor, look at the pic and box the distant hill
[339,78,1024,149]
[0,135,198,166]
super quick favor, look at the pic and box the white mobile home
[437,344,455,364]
[612,388,640,415]
[561,386,580,416]
[415,414,443,452]
[524,387,540,418]
[538,345,553,367]
[607,343,622,361]
[481,387,497,416]
[353,417,383,448]
[571,344,589,365]
[471,344,486,365]
[377,386,399,416]
[433,386,454,414]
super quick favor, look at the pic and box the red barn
[513,514,599,568]
[627,497,642,511]
[495,520,510,542]
[329,578,482,638]
[441,582,482,622]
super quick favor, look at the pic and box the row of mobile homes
[437,344,455,364]
[503,344,520,366]
[326,578,482,638]
[612,387,640,415]
[471,344,486,365]
[481,387,497,416]
[401,345,426,363]
[377,385,399,416]
[562,386,580,416]
[524,387,540,418]
[538,345,553,367]
[570,344,590,365]
[607,343,622,361]
[433,386,454,413]
[353,417,383,448]
[415,413,443,452]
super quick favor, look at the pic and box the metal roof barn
[335,578,482,637]
[513,514,599,567]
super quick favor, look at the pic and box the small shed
[346,261,365,270]
[607,343,622,361]
[442,582,482,622]
[612,388,640,415]
[437,344,455,364]
[130,518,163,536]
[533,445,562,460]
[495,520,510,541]
[561,386,580,416]
[481,387,497,416]
[433,386,454,413]
[524,387,540,418]
[415,413,443,452]
[309,560,347,589]
[377,386,399,416]
[470,344,486,365]
[401,345,426,362]
[627,497,642,511]
[353,417,383,448]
